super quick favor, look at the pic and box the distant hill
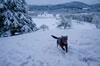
[90,4,100,8]
[28,1,100,13]
[55,1,89,8]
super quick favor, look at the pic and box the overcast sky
[26,0,100,5]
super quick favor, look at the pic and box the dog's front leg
[65,44,68,53]
[60,45,65,51]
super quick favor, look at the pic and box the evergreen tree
[0,0,36,37]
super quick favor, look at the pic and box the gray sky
[26,0,100,5]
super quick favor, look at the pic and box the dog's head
[61,36,68,44]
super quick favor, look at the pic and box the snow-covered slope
[0,16,100,66]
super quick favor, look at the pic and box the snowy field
[0,14,100,66]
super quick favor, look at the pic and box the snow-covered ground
[32,17,57,29]
[0,14,100,66]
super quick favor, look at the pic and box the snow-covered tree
[0,0,36,37]
[57,15,72,29]
[92,14,100,29]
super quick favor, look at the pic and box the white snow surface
[0,14,100,66]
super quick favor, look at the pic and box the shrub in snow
[53,14,56,17]
[0,0,36,37]
[40,24,49,31]
[57,15,72,29]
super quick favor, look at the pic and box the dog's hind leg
[57,43,58,47]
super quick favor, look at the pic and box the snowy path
[0,17,100,66]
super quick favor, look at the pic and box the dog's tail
[51,35,59,39]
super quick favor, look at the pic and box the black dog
[51,35,68,53]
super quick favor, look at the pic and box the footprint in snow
[32,60,44,66]
[21,61,29,66]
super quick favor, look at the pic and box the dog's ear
[64,36,68,40]
[61,35,64,37]
[66,36,68,40]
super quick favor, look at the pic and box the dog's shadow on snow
[57,46,76,55]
